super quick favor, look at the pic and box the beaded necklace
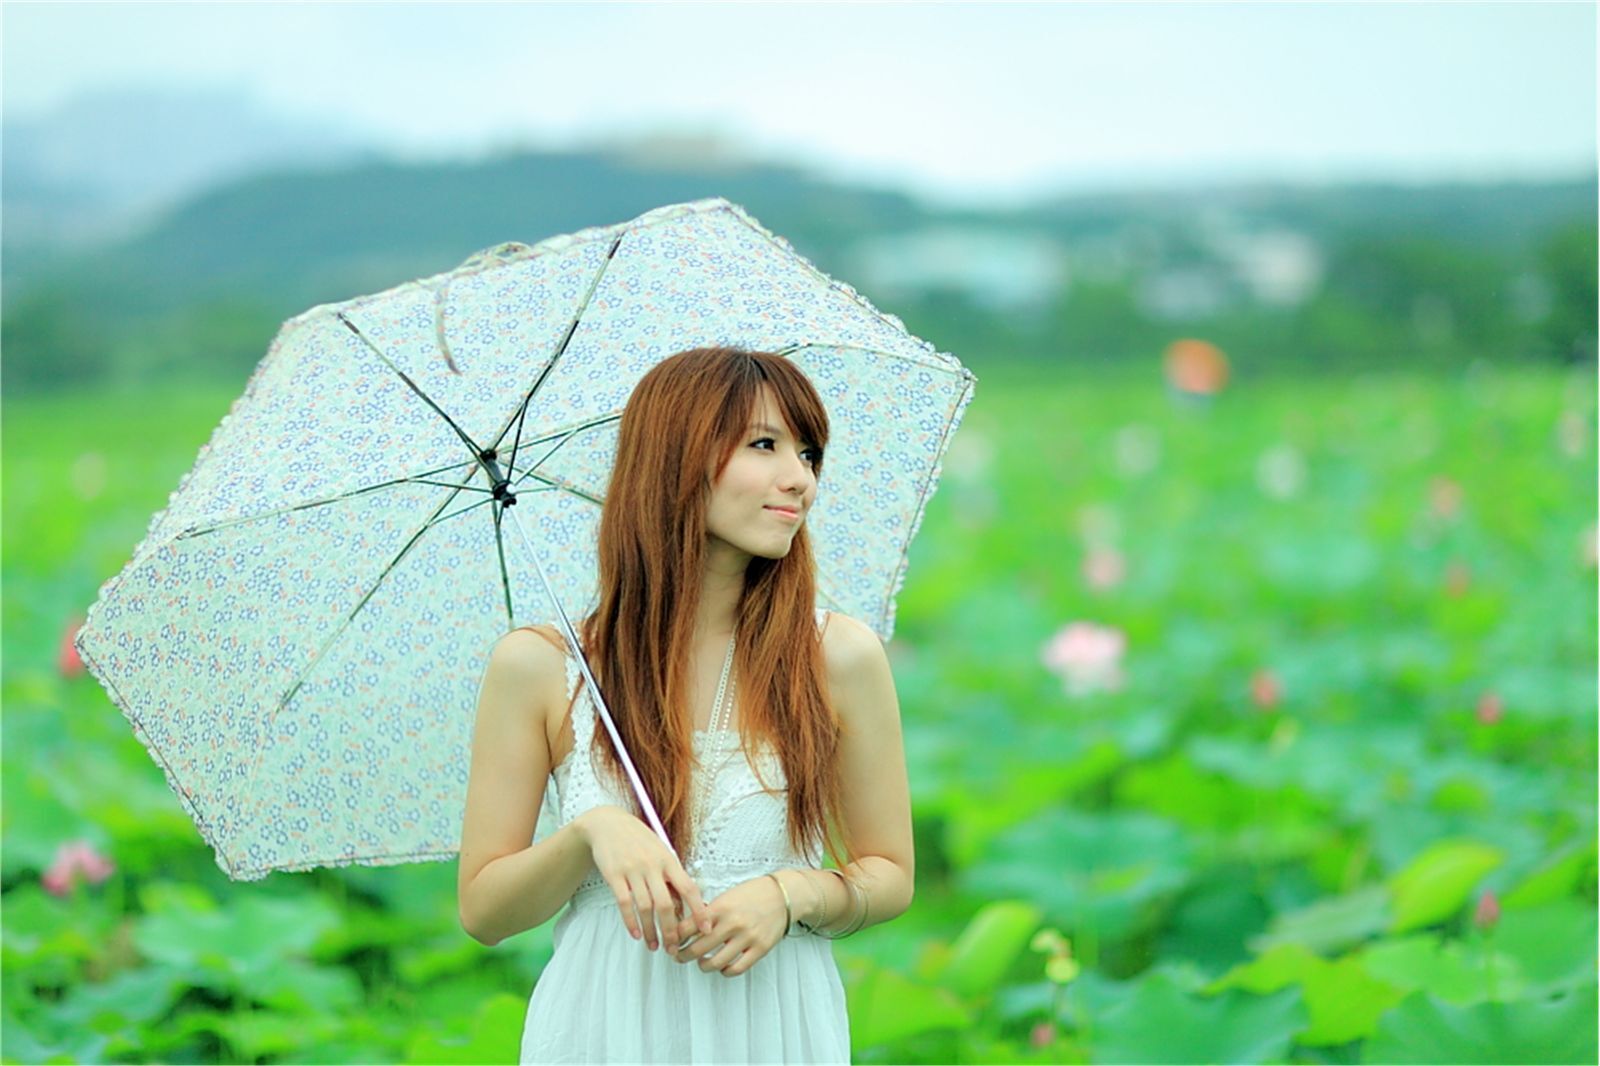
[689,631,738,835]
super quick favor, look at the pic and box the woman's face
[705,387,820,562]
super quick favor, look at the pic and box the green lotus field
[3,361,1595,1064]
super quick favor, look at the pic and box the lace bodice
[537,609,829,905]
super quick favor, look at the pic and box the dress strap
[562,642,581,704]
[546,623,595,751]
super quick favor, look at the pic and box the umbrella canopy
[76,197,976,881]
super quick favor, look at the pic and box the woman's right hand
[576,805,712,954]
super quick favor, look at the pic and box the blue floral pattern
[76,197,976,880]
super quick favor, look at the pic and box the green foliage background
[3,355,1595,1063]
[2,155,1596,1063]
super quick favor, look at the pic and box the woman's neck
[695,540,748,640]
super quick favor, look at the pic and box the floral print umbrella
[75,198,977,880]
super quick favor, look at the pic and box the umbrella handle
[502,505,679,858]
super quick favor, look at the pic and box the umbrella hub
[477,448,517,507]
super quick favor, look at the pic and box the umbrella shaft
[501,502,677,857]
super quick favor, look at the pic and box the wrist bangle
[812,868,868,939]
[794,868,828,935]
[765,872,797,937]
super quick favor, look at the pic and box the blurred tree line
[893,220,1596,377]
[2,154,1594,392]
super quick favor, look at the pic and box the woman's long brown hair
[530,347,857,873]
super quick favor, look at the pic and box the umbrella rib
[425,483,554,528]
[433,495,497,527]
[512,427,580,485]
[175,470,487,539]
[782,341,970,377]
[468,411,622,510]
[247,477,478,802]
[509,468,605,508]
[491,233,624,460]
[336,310,486,463]
[496,411,621,491]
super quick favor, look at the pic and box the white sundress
[519,607,851,1065]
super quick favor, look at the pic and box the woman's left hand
[667,874,788,977]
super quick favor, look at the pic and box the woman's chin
[752,537,797,561]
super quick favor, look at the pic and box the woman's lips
[765,506,800,521]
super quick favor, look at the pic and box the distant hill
[27,148,929,317]
[2,86,374,249]
[1,145,1592,391]
[1021,179,1597,252]
[8,143,1591,315]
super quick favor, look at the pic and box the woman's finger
[670,912,702,963]
[626,873,658,949]
[698,932,745,975]
[722,947,758,977]
[646,873,679,953]
[609,878,641,942]
[669,869,713,934]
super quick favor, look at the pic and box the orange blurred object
[1163,339,1231,396]
[1250,668,1283,710]
[1475,690,1503,725]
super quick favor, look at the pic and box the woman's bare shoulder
[819,610,887,684]
[503,623,571,658]
[485,625,570,701]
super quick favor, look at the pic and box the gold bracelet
[842,876,868,935]
[811,869,869,940]
[794,868,829,934]
[765,872,797,937]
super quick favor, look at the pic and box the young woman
[456,347,914,1064]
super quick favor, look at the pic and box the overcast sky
[3,1,1594,205]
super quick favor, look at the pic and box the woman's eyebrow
[749,422,819,449]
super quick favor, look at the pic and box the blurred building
[847,227,1068,313]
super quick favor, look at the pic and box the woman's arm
[780,612,915,931]
[457,628,596,946]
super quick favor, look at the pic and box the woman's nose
[778,449,813,490]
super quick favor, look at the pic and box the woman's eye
[752,438,821,466]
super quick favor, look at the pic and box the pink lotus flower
[1081,546,1126,591]
[1251,668,1282,710]
[1443,561,1471,598]
[1473,889,1500,930]
[1041,622,1126,697]
[41,840,115,897]
[1475,691,1503,726]
[58,616,85,678]
[1030,1021,1056,1049]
